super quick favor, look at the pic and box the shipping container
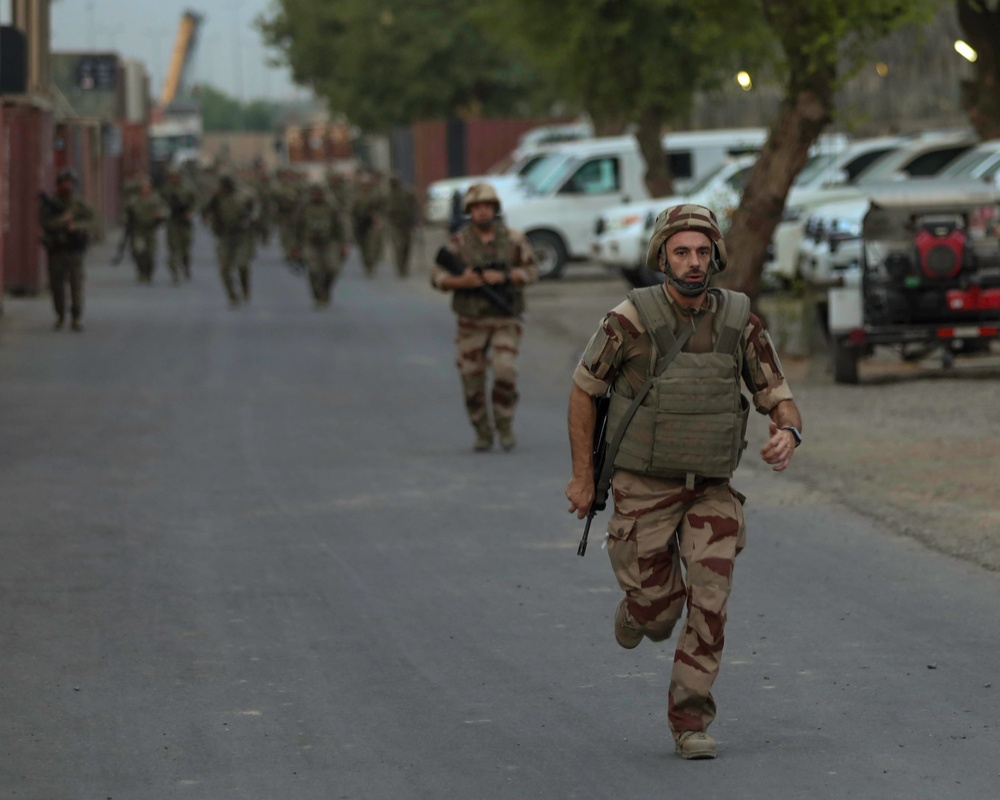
[1,103,52,295]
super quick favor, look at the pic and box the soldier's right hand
[566,475,595,519]
[455,268,484,289]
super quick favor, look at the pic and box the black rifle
[434,247,522,320]
[38,192,89,252]
[577,392,611,556]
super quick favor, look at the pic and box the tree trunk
[635,107,673,198]
[720,84,833,299]
[957,0,1000,139]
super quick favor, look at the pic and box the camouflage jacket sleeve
[741,313,794,413]
[508,228,539,284]
[429,232,463,291]
[71,199,96,238]
[571,300,642,397]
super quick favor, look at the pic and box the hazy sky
[38,0,307,102]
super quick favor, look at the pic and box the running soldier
[565,204,803,760]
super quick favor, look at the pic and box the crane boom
[158,10,204,108]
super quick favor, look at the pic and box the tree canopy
[256,0,552,131]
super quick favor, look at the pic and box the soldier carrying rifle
[39,168,95,331]
[430,182,538,452]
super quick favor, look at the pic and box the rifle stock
[577,392,611,556]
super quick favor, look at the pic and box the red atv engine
[914,217,966,280]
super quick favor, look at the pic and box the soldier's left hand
[480,269,508,285]
[760,421,795,472]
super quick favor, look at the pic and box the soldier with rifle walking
[565,204,803,760]
[203,172,257,307]
[128,177,167,284]
[161,165,199,282]
[39,168,95,331]
[430,182,538,452]
[293,181,349,308]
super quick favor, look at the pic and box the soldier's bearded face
[469,202,496,230]
[663,230,712,284]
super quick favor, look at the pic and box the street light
[954,40,978,62]
[736,71,752,91]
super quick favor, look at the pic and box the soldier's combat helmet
[645,203,728,297]
[464,182,501,213]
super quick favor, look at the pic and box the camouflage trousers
[277,219,297,261]
[388,225,413,277]
[131,230,158,282]
[454,315,522,431]
[47,251,84,321]
[166,220,192,280]
[302,240,342,303]
[355,224,383,276]
[607,471,746,737]
[216,234,253,303]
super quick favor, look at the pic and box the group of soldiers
[114,162,421,309]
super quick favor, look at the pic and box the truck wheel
[832,337,860,384]
[529,231,567,280]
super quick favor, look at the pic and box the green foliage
[257,0,550,131]
[196,84,279,132]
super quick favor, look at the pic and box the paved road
[1,229,998,798]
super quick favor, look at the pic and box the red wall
[1,104,52,295]
[464,119,545,176]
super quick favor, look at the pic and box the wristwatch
[781,426,802,447]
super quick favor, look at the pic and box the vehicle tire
[832,337,859,385]
[529,231,568,280]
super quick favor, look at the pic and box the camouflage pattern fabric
[645,203,729,271]
[204,187,256,303]
[271,179,303,261]
[39,193,94,323]
[607,472,746,735]
[351,184,385,275]
[162,179,199,280]
[572,284,792,741]
[295,194,346,303]
[129,193,166,282]
[386,184,419,276]
[455,316,523,429]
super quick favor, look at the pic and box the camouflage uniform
[251,168,273,245]
[203,178,256,305]
[271,172,303,262]
[430,186,538,450]
[385,178,420,277]
[128,190,167,283]
[351,177,385,276]
[39,180,95,330]
[161,174,199,281]
[295,187,348,306]
[571,204,798,756]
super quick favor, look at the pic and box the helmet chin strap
[664,259,720,297]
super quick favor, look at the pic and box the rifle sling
[593,311,705,501]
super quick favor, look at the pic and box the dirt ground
[414,222,1000,573]
[525,269,1000,573]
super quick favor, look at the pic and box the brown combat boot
[614,599,643,649]
[495,419,516,452]
[675,731,717,760]
[473,424,494,452]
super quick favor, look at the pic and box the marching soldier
[271,169,304,264]
[351,171,385,277]
[128,177,168,283]
[39,168,95,331]
[294,181,349,307]
[430,182,538,451]
[385,173,420,277]
[161,166,199,282]
[203,172,257,307]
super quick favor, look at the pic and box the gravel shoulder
[523,268,1000,573]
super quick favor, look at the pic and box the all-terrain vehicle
[828,181,1000,383]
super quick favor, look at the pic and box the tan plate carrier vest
[606,286,752,487]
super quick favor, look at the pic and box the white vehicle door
[554,155,629,257]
